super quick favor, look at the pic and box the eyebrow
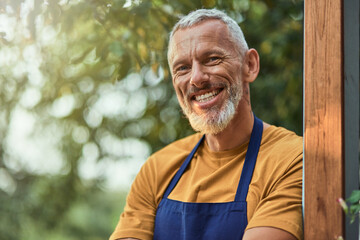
[200,49,227,58]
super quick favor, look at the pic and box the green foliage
[0,0,303,239]
[346,190,360,223]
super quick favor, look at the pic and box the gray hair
[168,9,249,58]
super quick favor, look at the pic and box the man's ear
[241,48,260,83]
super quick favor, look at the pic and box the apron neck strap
[163,135,205,198]
[234,115,263,202]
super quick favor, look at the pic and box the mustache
[187,82,228,96]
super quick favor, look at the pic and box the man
[110,8,303,240]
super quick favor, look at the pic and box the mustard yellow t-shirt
[110,125,303,240]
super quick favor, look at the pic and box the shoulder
[140,132,202,178]
[253,125,303,187]
[262,125,302,148]
[137,133,202,204]
[260,125,303,164]
[150,133,203,163]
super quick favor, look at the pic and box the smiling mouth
[193,89,222,103]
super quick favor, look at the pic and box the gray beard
[179,82,243,135]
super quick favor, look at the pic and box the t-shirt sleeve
[246,153,303,240]
[109,157,157,240]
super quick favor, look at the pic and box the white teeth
[195,90,220,102]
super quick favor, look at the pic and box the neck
[205,100,254,152]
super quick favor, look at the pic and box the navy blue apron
[153,116,263,240]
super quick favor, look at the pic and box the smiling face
[168,19,245,134]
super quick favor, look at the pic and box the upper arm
[246,153,303,240]
[109,159,157,240]
[243,227,297,240]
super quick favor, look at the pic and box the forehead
[168,19,236,62]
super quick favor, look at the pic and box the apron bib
[153,116,263,240]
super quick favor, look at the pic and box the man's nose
[190,62,208,87]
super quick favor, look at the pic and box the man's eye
[209,57,220,61]
[207,56,221,64]
[177,65,189,72]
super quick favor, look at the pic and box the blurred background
[0,0,303,239]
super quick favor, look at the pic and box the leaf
[201,0,216,8]
[350,204,360,215]
[114,52,132,81]
[70,48,95,64]
[138,42,148,62]
[347,190,360,204]
[109,41,124,57]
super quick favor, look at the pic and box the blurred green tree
[0,0,303,239]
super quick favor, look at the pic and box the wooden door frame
[304,0,359,239]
